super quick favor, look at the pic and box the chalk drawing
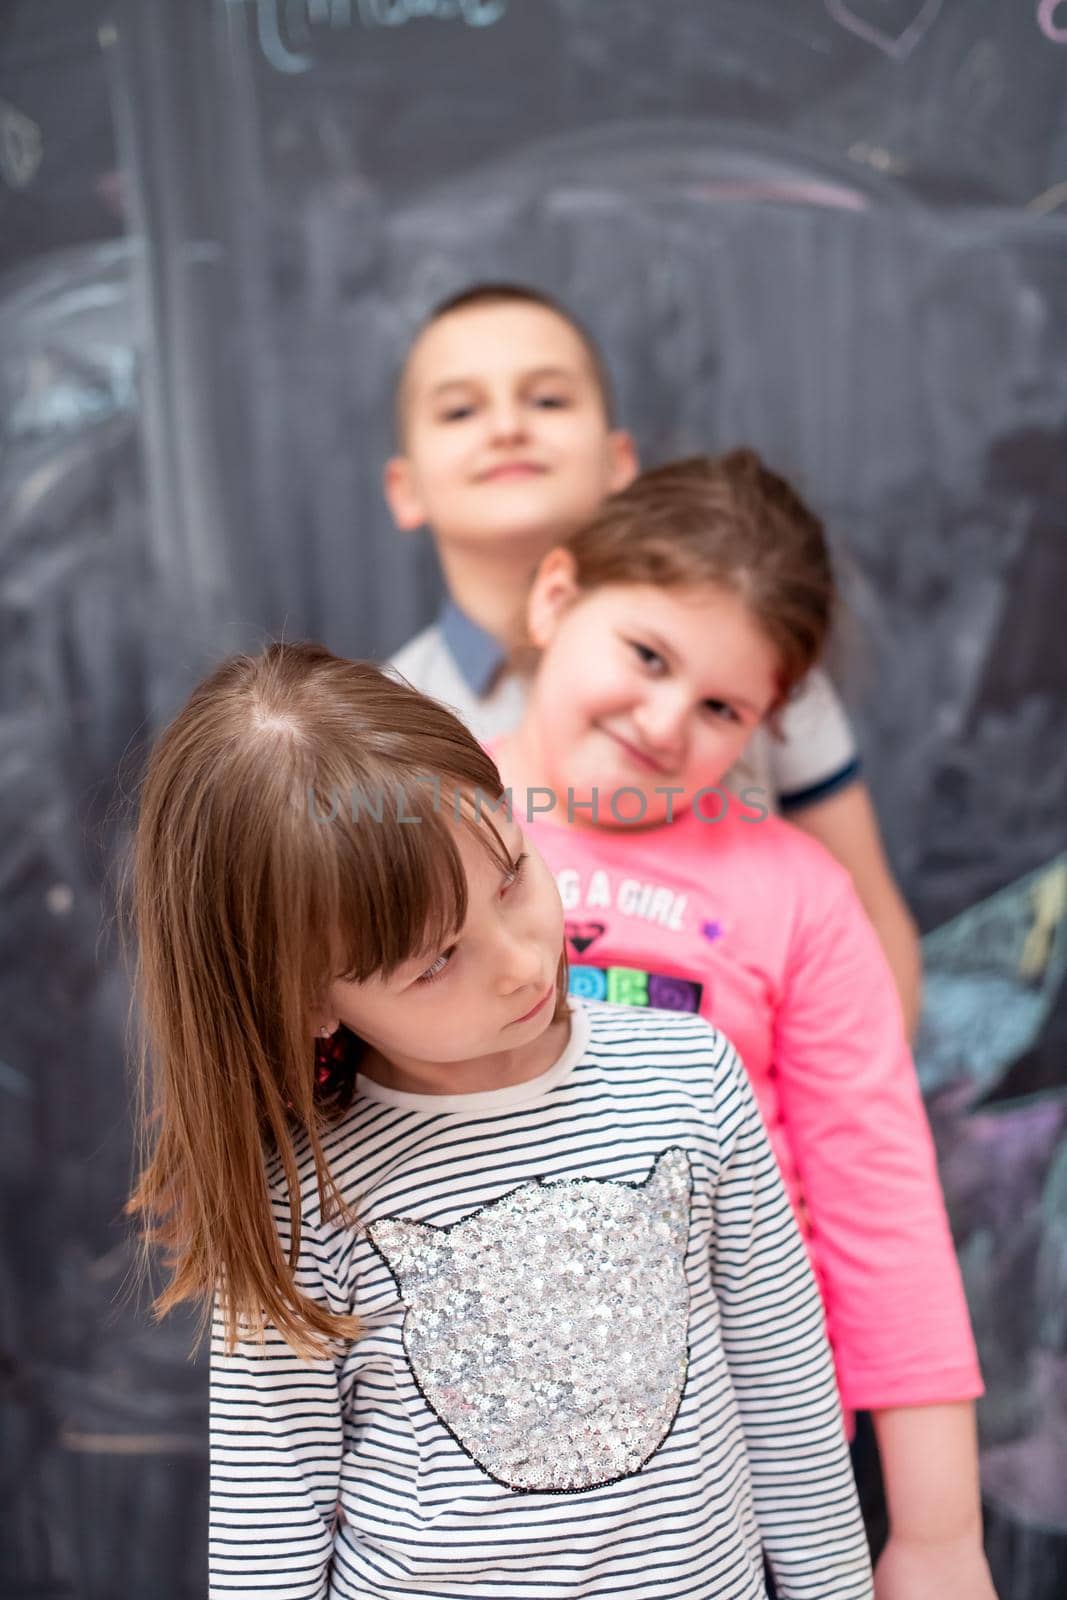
[825,0,943,62]
[0,99,43,190]
[848,140,907,175]
[1028,180,1067,214]
[953,39,1004,121]
[916,855,1067,1100]
[1037,0,1067,43]
[682,178,869,211]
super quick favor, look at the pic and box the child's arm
[788,780,923,1037]
[764,668,921,1035]
[707,1028,873,1600]
[209,1217,347,1600]
[773,849,987,1578]
[871,1404,997,1600]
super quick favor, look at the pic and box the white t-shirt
[210,1002,873,1600]
[388,607,860,815]
[389,616,531,748]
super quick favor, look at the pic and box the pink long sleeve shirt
[522,800,982,1416]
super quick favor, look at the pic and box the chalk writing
[357,0,507,20]
[825,0,943,62]
[0,99,43,190]
[238,0,508,74]
[1037,0,1067,42]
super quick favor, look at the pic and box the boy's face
[385,302,637,557]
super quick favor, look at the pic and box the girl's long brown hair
[128,643,550,1357]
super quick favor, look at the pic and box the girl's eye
[417,947,455,985]
[439,403,475,423]
[501,853,528,894]
[531,392,569,410]
[629,640,666,673]
[415,855,525,984]
[703,699,740,724]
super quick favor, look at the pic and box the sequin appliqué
[368,1148,692,1493]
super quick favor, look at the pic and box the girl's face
[321,819,566,1095]
[525,555,782,826]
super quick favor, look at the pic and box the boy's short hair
[394,282,616,441]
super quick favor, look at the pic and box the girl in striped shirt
[129,642,870,1600]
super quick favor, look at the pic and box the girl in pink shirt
[494,451,996,1600]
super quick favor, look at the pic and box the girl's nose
[632,690,689,759]
[495,927,545,994]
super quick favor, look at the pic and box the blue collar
[439,598,508,698]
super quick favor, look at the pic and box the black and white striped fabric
[210,1002,873,1599]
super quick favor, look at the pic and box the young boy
[384,284,922,1032]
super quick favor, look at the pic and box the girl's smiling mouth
[510,982,555,1025]
[601,726,671,776]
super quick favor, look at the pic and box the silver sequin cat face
[368,1148,692,1493]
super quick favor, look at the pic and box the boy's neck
[436,540,549,650]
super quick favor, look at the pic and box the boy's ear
[527,548,580,648]
[383,456,426,532]
[606,429,639,493]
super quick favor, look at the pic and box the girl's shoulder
[575,1001,756,1139]
[263,1091,381,1224]
[626,802,854,910]
[532,797,847,879]
[692,803,856,899]
[578,998,744,1087]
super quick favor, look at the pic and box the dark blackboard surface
[234,0,1067,207]
[2,2,1066,1595]
[0,2,122,273]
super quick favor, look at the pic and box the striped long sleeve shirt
[210,1001,873,1600]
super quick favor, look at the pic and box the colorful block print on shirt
[568,961,705,1015]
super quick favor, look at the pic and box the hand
[874,1533,998,1600]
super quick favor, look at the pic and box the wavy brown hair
[562,450,836,713]
[128,643,564,1357]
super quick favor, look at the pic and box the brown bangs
[324,781,516,987]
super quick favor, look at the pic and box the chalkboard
[0,2,122,274]
[2,2,1066,1595]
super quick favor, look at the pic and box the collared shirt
[387,599,531,747]
[436,595,505,699]
[387,600,860,814]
